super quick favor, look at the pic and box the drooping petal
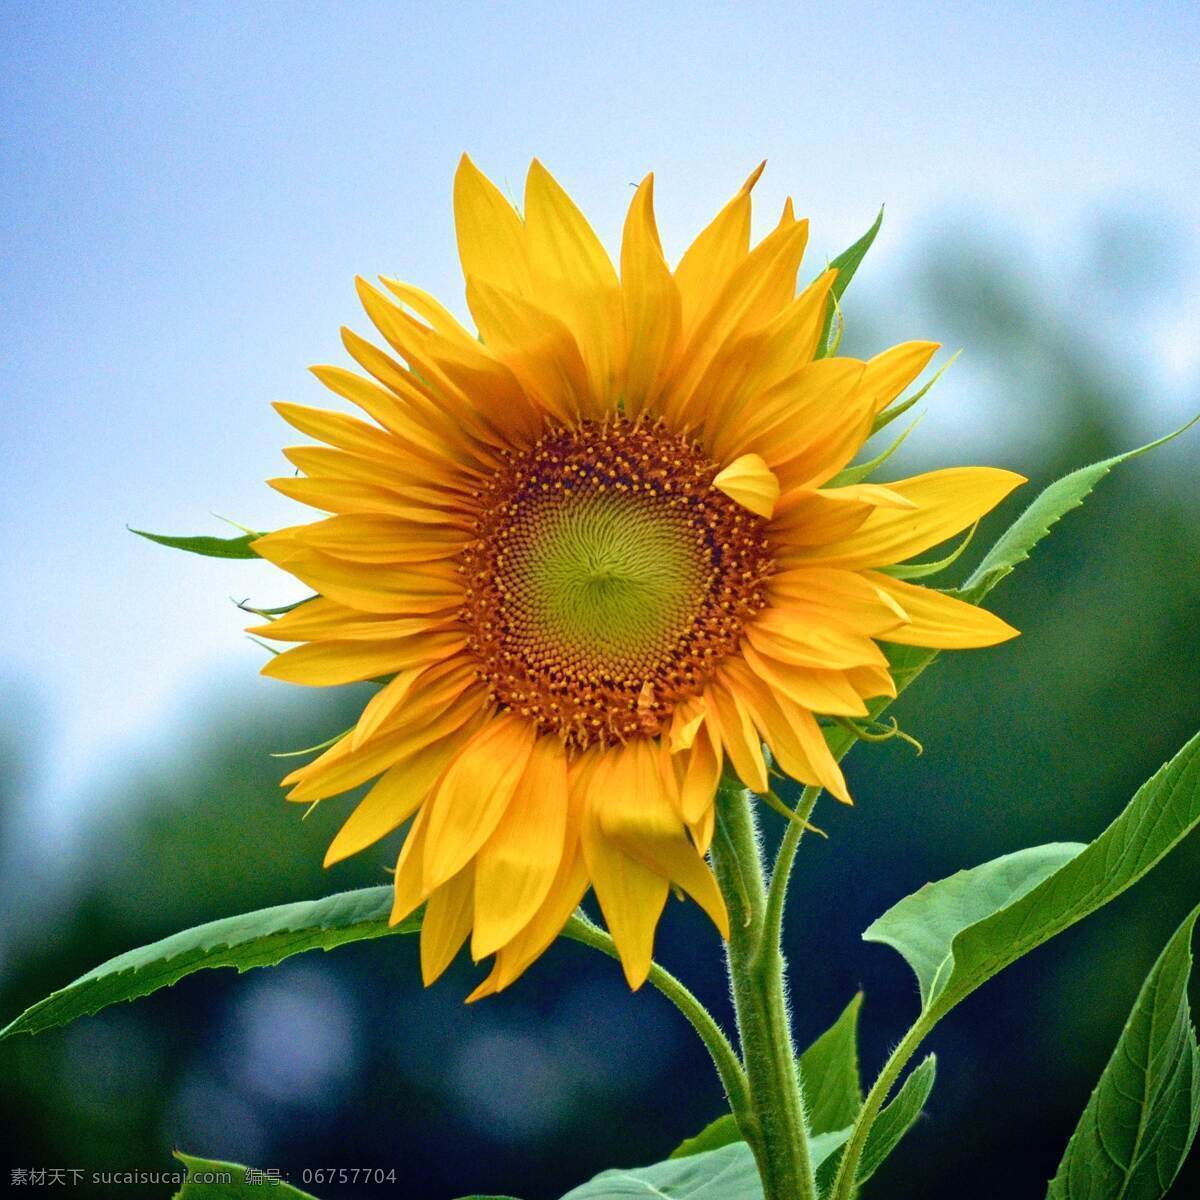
[422,714,539,891]
[471,735,570,959]
[420,863,475,985]
[580,750,670,989]
[323,725,475,866]
[598,739,728,937]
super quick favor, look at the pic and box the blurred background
[2,2,1198,1197]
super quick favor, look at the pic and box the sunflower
[250,157,1022,998]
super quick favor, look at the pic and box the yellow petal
[713,453,780,518]
[471,736,570,959]
[866,572,1020,648]
[741,644,870,717]
[580,750,669,989]
[465,278,592,424]
[390,805,431,924]
[791,467,1026,570]
[674,162,764,334]
[284,699,484,805]
[599,740,729,938]
[323,725,474,866]
[453,153,532,296]
[524,159,623,407]
[422,715,538,890]
[721,662,850,802]
[621,174,681,418]
[261,632,466,688]
[861,341,939,414]
[704,683,768,792]
[420,863,475,985]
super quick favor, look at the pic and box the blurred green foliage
[1,220,1197,1198]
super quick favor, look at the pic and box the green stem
[762,784,821,957]
[828,1016,932,1200]
[710,779,816,1200]
[562,912,751,1123]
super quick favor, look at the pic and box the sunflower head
[250,157,1023,996]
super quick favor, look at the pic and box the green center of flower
[462,418,773,748]
[507,492,709,680]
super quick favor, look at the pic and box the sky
[2,0,1198,829]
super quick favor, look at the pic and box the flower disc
[462,418,773,748]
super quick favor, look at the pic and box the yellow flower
[250,157,1023,997]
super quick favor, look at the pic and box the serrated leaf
[798,991,864,1134]
[814,208,884,358]
[0,886,418,1040]
[173,1152,318,1199]
[958,416,1198,604]
[816,1056,937,1191]
[130,526,262,559]
[865,729,1200,1020]
[1047,905,1200,1199]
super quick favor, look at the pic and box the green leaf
[563,1143,763,1200]
[669,1113,742,1159]
[1047,905,1200,1199]
[173,1153,318,1200]
[670,994,863,1159]
[815,1055,936,1191]
[797,991,864,1134]
[829,415,921,487]
[865,844,1083,1008]
[0,886,417,1040]
[815,208,884,358]
[865,728,1200,1019]
[958,416,1199,604]
[857,1054,937,1183]
[569,1133,851,1200]
[130,526,262,559]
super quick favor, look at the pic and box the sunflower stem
[712,779,817,1200]
[560,912,751,1123]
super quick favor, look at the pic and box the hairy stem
[710,779,816,1200]
[562,912,751,1123]
[828,1016,932,1200]
[763,784,821,959]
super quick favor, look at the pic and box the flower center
[461,418,773,748]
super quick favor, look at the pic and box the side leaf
[816,1055,937,1191]
[669,1113,742,1159]
[130,526,262,560]
[865,844,1083,1008]
[1047,905,1200,1200]
[0,886,417,1040]
[815,207,884,357]
[856,1054,937,1184]
[864,729,1200,1019]
[798,991,864,1134]
[958,417,1198,604]
[569,1134,851,1200]
[174,1153,318,1199]
[670,993,863,1159]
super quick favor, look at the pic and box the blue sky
[2,1,1198,825]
